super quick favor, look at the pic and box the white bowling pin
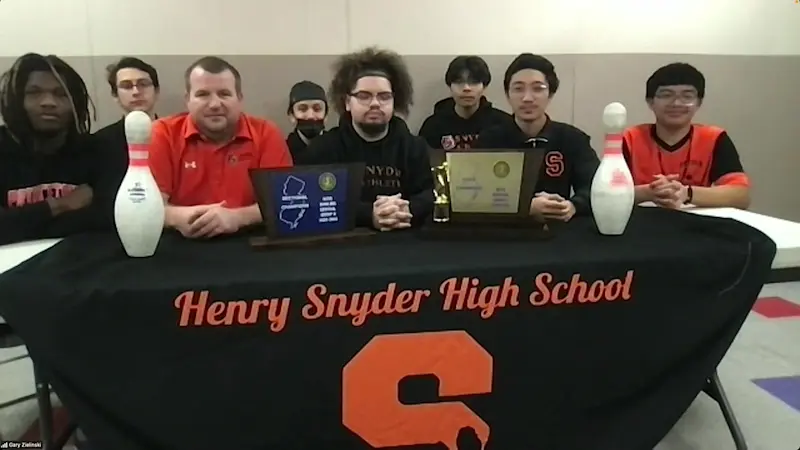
[113,111,165,257]
[590,102,635,235]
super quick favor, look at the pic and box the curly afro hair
[328,47,414,117]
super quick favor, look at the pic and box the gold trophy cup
[421,148,550,241]
[432,162,450,223]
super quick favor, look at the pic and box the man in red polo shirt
[149,56,292,238]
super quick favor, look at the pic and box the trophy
[432,162,451,223]
[423,148,548,240]
[248,163,375,248]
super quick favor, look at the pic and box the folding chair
[1,324,76,449]
[31,356,77,450]
[704,370,748,450]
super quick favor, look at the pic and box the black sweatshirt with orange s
[0,126,124,245]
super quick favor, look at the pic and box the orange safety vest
[623,124,724,187]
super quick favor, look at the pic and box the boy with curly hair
[304,47,434,231]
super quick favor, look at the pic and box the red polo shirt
[149,113,292,207]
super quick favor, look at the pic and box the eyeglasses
[350,91,393,106]
[508,83,549,98]
[118,79,154,91]
[653,91,698,105]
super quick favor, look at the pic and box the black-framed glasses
[118,79,154,91]
[653,90,698,105]
[350,91,393,105]
[508,82,549,98]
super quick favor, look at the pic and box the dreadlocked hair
[328,47,414,117]
[0,53,96,142]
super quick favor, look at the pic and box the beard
[355,120,388,137]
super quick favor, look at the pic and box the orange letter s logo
[343,331,493,450]
[544,151,565,177]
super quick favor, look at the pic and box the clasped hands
[46,184,93,215]
[170,201,241,239]
[647,174,689,209]
[529,192,576,222]
[372,193,412,231]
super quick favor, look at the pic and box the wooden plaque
[248,163,376,248]
[423,148,551,240]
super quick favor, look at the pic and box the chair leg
[33,361,54,450]
[707,371,748,450]
[53,422,78,450]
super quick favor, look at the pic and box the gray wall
[2,53,798,220]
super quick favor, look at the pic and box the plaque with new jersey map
[249,163,374,248]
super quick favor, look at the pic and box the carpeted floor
[3,282,800,449]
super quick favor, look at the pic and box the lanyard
[525,137,549,148]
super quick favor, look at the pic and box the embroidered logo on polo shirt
[184,161,197,169]
[227,151,254,166]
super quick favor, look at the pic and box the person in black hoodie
[0,53,122,245]
[474,53,599,222]
[286,80,328,163]
[418,55,512,150]
[304,47,434,230]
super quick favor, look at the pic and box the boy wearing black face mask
[286,80,328,163]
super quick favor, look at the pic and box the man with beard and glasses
[286,80,327,163]
[474,53,599,223]
[0,53,122,245]
[622,63,750,209]
[304,47,434,231]
[418,55,512,150]
[148,56,292,239]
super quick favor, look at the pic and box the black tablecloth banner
[0,208,776,450]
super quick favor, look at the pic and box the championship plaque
[249,163,375,248]
[424,148,549,240]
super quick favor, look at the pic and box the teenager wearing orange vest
[622,63,750,209]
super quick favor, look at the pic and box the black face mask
[296,119,325,140]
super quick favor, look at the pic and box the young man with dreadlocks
[304,47,434,231]
[0,53,122,245]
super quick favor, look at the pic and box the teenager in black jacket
[304,47,433,230]
[474,53,599,222]
[418,55,512,150]
[0,53,123,245]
